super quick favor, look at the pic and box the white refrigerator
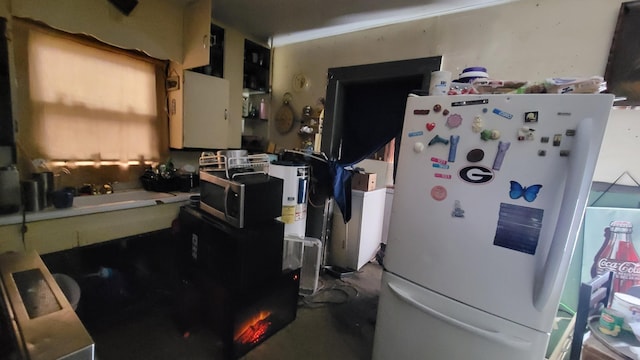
[372,94,614,359]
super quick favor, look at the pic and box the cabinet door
[183,0,211,69]
[183,71,230,149]
[0,18,14,148]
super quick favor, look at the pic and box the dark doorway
[305,57,441,256]
[321,56,442,166]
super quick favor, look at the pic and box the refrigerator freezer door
[373,272,549,360]
[384,94,613,332]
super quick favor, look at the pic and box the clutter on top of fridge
[439,65,605,96]
[470,76,605,94]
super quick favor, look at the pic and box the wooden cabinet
[183,0,212,69]
[191,23,224,78]
[182,70,230,149]
[243,39,270,93]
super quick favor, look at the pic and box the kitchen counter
[0,189,193,226]
[0,190,195,255]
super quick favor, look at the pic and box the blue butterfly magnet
[509,181,542,202]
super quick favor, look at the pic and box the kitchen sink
[73,190,177,208]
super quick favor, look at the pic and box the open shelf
[243,39,270,93]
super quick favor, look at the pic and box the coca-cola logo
[597,258,640,278]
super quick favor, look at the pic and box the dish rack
[199,152,271,179]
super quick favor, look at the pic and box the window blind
[14,18,168,168]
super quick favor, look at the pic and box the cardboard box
[352,172,376,191]
[581,334,621,360]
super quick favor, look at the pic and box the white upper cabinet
[183,0,212,69]
[181,70,230,149]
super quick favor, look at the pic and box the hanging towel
[330,161,353,223]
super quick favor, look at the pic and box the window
[13,19,168,184]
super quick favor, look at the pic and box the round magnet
[413,142,425,153]
[443,109,450,116]
[430,185,447,201]
[433,104,442,112]
[466,149,484,162]
[446,114,463,129]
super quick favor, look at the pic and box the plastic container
[283,236,323,296]
[611,292,640,331]
[259,98,269,120]
[52,189,74,208]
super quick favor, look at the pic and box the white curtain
[18,20,164,165]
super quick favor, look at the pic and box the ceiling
[210,0,522,47]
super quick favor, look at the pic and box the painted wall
[269,0,635,313]
[10,0,184,61]
[270,0,633,184]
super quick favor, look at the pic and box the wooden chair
[569,271,614,360]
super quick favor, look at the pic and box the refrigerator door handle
[387,282,531,349]
[533,117,600,311]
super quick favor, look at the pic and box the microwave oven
[199,170,283,228]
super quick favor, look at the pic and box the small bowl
[52,190,74,209]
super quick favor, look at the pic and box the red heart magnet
[426,122,436,131]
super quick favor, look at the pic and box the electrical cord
[298,277,360,308]
[20,205,27,248]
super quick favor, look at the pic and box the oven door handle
[224,184,230,222]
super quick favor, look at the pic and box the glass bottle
[592,220,640,293]
[259,98,269,120]
[591,226,611,278]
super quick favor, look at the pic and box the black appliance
[198,267,299,359]
[177,205,299,359]
[178,205,284,292]
[199,171,283,229]
[198,152,282,229]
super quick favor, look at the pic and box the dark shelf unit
[243,39,270,93]
[192,23,224,78]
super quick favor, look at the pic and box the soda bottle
[591,226,611,278]
[592,220,640,293]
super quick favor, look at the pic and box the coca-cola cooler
[582,207,640,295]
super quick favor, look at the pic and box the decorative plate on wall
[275,93,295,134]
[292,73,309,92]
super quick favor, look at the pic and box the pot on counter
[216,149,248,168]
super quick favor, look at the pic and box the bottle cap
[610,220,633,228]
